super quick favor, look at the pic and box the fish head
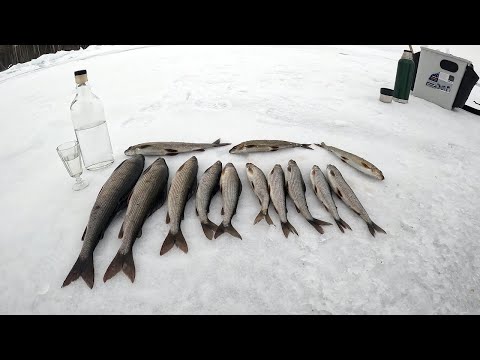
[124,146,137,156]
[326,164,340,178]
[372,167,385,180]
[245,162,257,179]
[311,165,321,176]
[153,156,167,166]
[229,143,245,154]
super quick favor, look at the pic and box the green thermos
[393,50,416,103]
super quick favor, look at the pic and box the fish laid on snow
[160,156,198,255]
[214,163,242,240]
[62,155,145,289]
[310,165,351,233]
[245,163,274,226]
[315,142,384,180]
[229,140,313,154]
[268,164,298,238]
[104,157,169,283]
[326,164,386,237]
[286,160,332,234]
[195,160,222,240]
[124,138,231,156]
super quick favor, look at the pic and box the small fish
[62,155,145,289]
[214,163,242,240]
[245,163,274,226]
[315,142,384,180]
[310,165,351,233]
[267,164,298,238]
[229,140,313,154]
[326,164,386,237]
[160,156,198,255]
[195,160,222,240]
[125,138,231,156]
[286,160,332,234]
[103,157,169,283]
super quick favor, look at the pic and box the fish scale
[214,163,242,240]
[160,156,198,255]
[62,154,145,289]
[104,157,169,283]
[286,160,332,234]
[196,161,222,240]
[310,165,351,233]
[268,164,298,237]
[326,164,386,237]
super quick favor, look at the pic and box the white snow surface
[1,45,480,314]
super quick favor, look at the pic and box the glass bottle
[70,70,114,170]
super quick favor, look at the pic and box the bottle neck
[76,82,92,96]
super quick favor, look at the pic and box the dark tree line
[0,45,89,71]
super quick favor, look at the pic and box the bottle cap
[74,70,88,85]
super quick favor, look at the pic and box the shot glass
[56,141,89,191]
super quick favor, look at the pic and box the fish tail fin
[307,218,333,234]
[367,221,387,237]
[62,254,94,289]
[314,142,327,148]
[334,218,352,233]
[281,220,298,238]
[103,249,135,283]
[201,219,218,240]
[212,138,231,147]
[301,144,314,150]
[254,210,274,226]
[214,223,242,240]
[160,230,189,255]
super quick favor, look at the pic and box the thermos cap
[379,88,394,103]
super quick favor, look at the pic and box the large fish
[62,155,145,289]
[245,163,274,226]
[326,164,386,237]
[229,140,313,154]
[103,157,169,283]
[160,156,198,255]
[124,138,230,156]
[214,163,242,240]
[315,142,384,180]
[285,160,332,234]
[267,164,298,238]
[310,165,351,233]
[195,160,222,240]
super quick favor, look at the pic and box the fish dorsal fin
[251,181,255,190]
[238,179,242,196]
[270,146,279,151]
[300,175,306,193]
[166,212,170,224]
[361,162,370,169]
[165,149,178,153]
[212,138,221,145]
[137,228,142,238]
[314,186,318,194]
[81,226,87,241]
[294,204,300,213]
[118,222,124,239]
[336,188,343,198]
[221,207,224,215]
[194,148,205,152]
[137,144,152,149]
[195,207,199,216]
[188,178,198,200]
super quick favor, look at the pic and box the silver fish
[245,163,274,226]
[195,160,222,240]
[326,164,386,237]
[125,138,231,156]
[310,165,351,233]
[160,156,198,255]
[267,164,298,238]
[316,142,384,180]
[286,160,332,234]
[103,157,169,283]
[229,140,313,154]
[62,155,145,289]
[214,163,242,240]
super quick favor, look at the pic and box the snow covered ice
[1,45,479,314]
